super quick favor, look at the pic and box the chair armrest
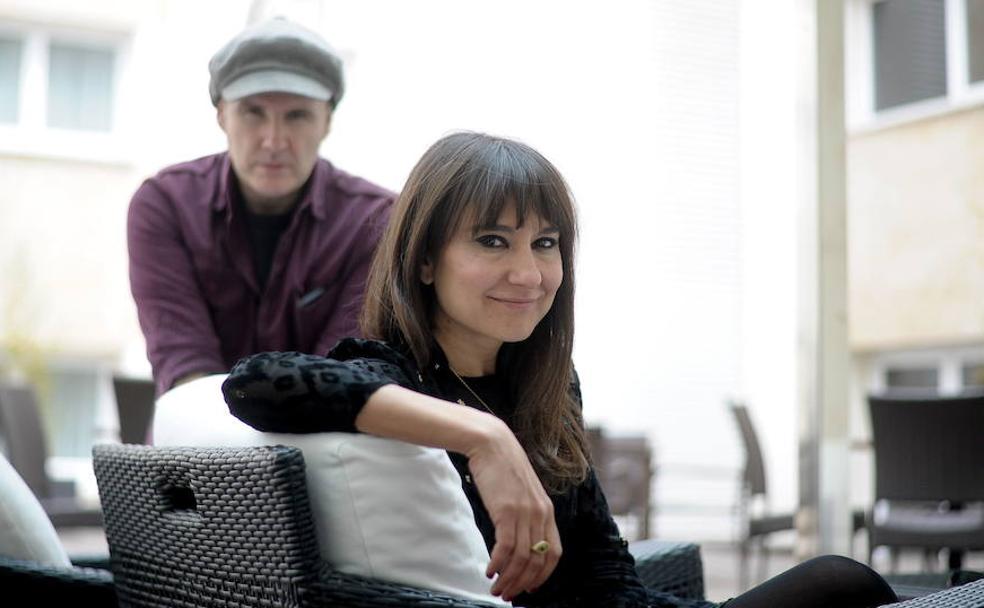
[311,566,504,607]
[0,555,116,605]
[70,554,111,570]
[629,539,705,600]
[881,578,984,607]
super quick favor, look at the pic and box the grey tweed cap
[208,17,345,108]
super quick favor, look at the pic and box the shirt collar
[213,152,331,221]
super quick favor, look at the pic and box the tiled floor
[58,526,984,605]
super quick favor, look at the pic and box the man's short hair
[208,17,344,108]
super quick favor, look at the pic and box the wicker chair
[0,555,117,605]
[868,394,984,571]
[92,444,705,607]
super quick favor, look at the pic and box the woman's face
[423,203,564,359]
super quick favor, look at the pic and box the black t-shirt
[243,207,294,290]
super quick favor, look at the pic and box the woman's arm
[224,349,562,602]
[355,384,562,603]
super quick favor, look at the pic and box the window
[0,37,21,124]
[885,366,939,390]
[847,0,984,126]
[47,42,115,132]
[969,0,984,83]
[873,0,947,110]
[871,347,984,396]
[0,23,126,158]
[961,362,984,389]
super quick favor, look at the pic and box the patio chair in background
[867,393,984,572]
[729,401,867,589]
[586,426,654,540]
[111,377,155,445]
[729,401,796,589]
[93,444,704,608]
[0,384,102,528]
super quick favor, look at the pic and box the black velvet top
[221,338,702,608]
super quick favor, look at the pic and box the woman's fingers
[491,515,532,600]
[465,416,563,600]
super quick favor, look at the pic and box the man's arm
[127,180,226,395]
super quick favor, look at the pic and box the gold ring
[531,540,550,555]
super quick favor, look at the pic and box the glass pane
[961,363,984,389]
[46,367,99,457]
[0,37,22,124]
[873,0,948,110]
[885,366,939,389]
[47,42,114,131]
[969,0,984,83]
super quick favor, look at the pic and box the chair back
[585,426,653,538]
[729,402,767,497]
[0,385,52,499]
[111,377,155,444]
[93,444,321,608]
[869,394,984,503]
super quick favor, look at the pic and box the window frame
[0,21,131,165]
[869,344,984,396]
[847,0,984,132]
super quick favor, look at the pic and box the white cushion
[0,453,71,566]
[154,375,507,606]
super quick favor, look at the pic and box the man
[128,18,394,395]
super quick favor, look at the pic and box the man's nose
[260,119,288,151]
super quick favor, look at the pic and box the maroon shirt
[127,152,394,395]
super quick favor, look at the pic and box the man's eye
[286,111,311,121]
[476,235,507,248]
[535,237,559,249]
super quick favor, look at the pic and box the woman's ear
[420,258,434,285]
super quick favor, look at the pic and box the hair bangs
[436,139,574,248]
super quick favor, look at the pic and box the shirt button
[465,474,473,484]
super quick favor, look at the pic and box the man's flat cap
[208,17,344,108]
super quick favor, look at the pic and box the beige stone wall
[0,155,142,357]
[848,106,984,351]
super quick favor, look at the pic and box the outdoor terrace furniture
[93,444,703,607]
[0,384,103,528]
[111,377,155,445]
[868,394,984,571]
[586,426,654,540]
[0,554,116,605]
[91,443,984,608]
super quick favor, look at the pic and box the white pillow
[0,453,71,567]
[154,375,507,606]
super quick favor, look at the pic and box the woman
[223,132,897,608]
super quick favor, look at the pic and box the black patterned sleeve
[568,469,653,607]
[221,341,418,434]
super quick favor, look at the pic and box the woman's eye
[534,237,559,249]
[476,235,507,248]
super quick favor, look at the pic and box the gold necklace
[448,365,497,416]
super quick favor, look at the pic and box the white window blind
[47,42,114,131]
[0,37,21,124]
[873,0,948,110]
[968,0,984,83]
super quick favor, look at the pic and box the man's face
[217,92,332,213]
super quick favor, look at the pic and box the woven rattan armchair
[92,444,705,607]
[0,554,117,605]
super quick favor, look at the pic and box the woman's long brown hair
[361,132,589,492]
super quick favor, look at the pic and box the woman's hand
[355,385,562,600]
[466,417,562,602]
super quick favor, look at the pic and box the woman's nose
[507,247,543,287]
